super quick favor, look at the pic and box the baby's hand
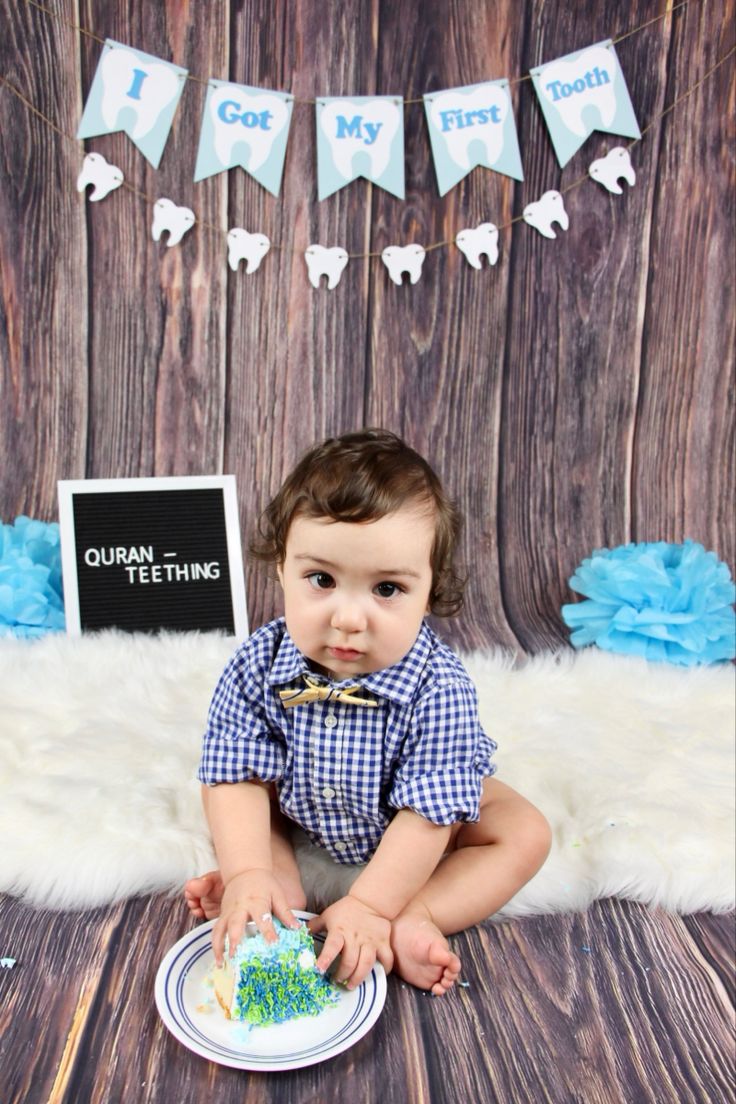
[308,894,393,989]
[212,868,298,965]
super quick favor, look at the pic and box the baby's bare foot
[391,910,461,996]
[183,870,224,920]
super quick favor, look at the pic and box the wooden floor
[0,892,733,1104]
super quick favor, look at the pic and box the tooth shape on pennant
[100,46,181,141]
[227,228,271,274]
[151,198,195,247]
[455,223,499,269]
[381,244,426,285]
[540,45,618,138]
[304,244,349,290]
[588,146,636,194]
[319,100,401,182]
[429,86,508,171]
[522,190,569,239]
[76,152,124,202]
[211,87,290,173]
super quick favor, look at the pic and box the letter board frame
[58,475,248,638]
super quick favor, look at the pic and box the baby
[185,429,550,996]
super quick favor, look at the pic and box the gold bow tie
[279,675,378,709]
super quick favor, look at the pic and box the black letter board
[58,477,248,637]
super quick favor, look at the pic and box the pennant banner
[77,40,187,169]
[194,81,293,193]
[316,96,405,200]
[424,80,524,196]
[530,40,640,168]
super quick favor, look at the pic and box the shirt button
[333,841,347,852]
[324,711,338,728]
[321,786,336,799]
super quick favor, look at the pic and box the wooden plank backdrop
[0,0,733,656]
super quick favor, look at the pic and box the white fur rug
[0,631,733,917]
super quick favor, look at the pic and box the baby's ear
[276,563,285,588]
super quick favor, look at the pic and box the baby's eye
[307,572,335,590]
[374,581,402,599]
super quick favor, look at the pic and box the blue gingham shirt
[198,617,496,865]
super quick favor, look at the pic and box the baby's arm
[206,780,297,963]
[310,810,451,986]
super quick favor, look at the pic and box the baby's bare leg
[184,785,307,917]
[390,779,551,995]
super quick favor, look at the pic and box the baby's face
[277,504,435,679]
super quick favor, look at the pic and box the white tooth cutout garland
[522,189,569,239]
[76,153,124,202]
[227,229,271,274]
[588,146,636,194]
[455,223,499,269]
[304,244,349,290]
[381,244,426,285]
[151,198,196,247]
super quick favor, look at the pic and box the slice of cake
[211,919,339,1026]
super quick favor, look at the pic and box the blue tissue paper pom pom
[561,540,736,666]
[0,516,65,638]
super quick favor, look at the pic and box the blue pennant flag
[424,80,523,195]
[530,40,640,168]
[77,40,187,169]
[316,96,405,200]
[194,81,293,194]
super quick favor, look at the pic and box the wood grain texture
[0,0,88,518]
[0,894,733,1104]
[0,0,733,650]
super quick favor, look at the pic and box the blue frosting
[227,919,338,1026]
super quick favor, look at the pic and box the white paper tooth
[100,46,181,141]
[151,198,195,247]
[588,147,636,194]
[540,46,618,138]
[381,244,426,285]
[455,223,499,269]
[227,228,271,274]
[319,100,401,182]
[76,153,124,202]
[211,87,290,173]
[304,244,349,290]
[522,190,569,239]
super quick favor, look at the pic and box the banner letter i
[127,68,148,101]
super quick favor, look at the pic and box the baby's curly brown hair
[251,428,466,617]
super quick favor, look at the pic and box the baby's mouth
[328,646,363,661]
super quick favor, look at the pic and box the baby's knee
[518,807,552,873]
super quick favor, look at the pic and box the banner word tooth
[152,198,195,247]
[455,223,499,269]
[381,244,426,285]
[523,190,569,239]
[589,147,636,193]
[227,228,271,273]
[531,41,640,168]
[76,153,124,202]
[304,244,349,290]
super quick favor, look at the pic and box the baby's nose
[331,601,367,632]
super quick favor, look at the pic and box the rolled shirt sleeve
[197,638,286,786]
[387,679,496,825]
